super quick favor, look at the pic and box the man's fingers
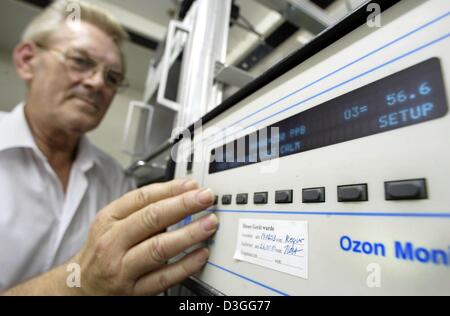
[133,248,210,296]
[109,178,199,220]
[122,214,218,279]
[118,188,215,248]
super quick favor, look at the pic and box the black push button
[254,192,268,205]
[236,194,248,205]
[213,196,218,205]
[222,195,232,205]
[385,179,427,200]
[275,190,293,204]
[303,187,325,203]
[338,184,368,202]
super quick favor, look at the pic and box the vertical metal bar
[176,0,232,130]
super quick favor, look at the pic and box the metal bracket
[214,62,256,88]
[255,0,336,34]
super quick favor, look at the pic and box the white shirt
[0,104,135,290]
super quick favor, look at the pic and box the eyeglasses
[35,42,128,90]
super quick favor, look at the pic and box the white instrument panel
[173,0,450,295]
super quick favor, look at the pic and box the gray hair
[22,0,128,68]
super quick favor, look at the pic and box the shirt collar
[0,103,98,173]
[75,136,98,173]
[0,103,37,152]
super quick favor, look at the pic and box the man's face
[28,22,124,135]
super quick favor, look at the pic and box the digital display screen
[209,58,448,174]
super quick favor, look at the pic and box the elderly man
[0,0,217,295]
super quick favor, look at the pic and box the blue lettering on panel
[395,241,450,266]
[378,103,435,129]
[339,237,450,267]
[339,236,386,257]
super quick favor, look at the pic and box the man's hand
[74,178,217,295]
[2,178,217,296]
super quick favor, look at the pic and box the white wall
[0,50,26,111]
[0,49,142,168]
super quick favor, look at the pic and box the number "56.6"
[386,82,432,106]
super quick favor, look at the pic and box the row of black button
[217,179,427,205]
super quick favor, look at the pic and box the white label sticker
[234,219,308,279]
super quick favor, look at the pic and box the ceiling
[106,0,177,28]
[0,0,274,93]
[0,0,156,92]
[0,0,355,94]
